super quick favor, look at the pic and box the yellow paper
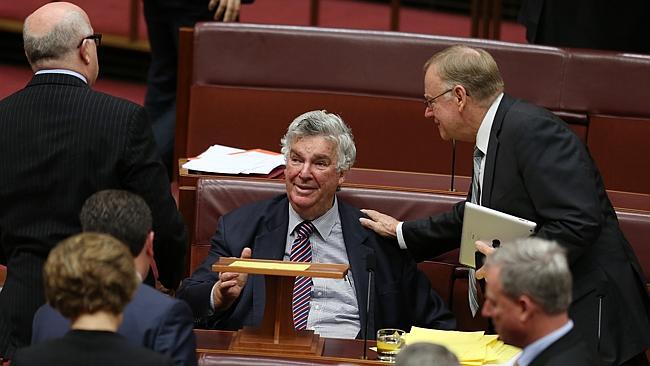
[229,260,309,271]
[403,327,520,365]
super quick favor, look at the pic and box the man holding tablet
[360,45,650,366]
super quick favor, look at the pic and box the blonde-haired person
[12,233,172,366]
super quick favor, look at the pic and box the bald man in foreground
[0,3,186,358]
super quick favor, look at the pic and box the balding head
[23,2,98,83]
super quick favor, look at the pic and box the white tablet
[459,202,537,268]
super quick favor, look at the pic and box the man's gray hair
[396,343,460,366]
[23,8,91,65]
[281,110,356,172]
[424,45,504,105]
[486,237,572,314]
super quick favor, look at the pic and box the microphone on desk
[450,139,457,192]
[362,252,376,360]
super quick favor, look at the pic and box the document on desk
[404,327,520,365]
[182,144,286,175]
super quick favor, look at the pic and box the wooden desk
[195,329,384,365]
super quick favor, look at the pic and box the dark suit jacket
[31,284,196,366]
[402,94,650,365]
[0,73,187,356]
[178,195,455,337]
[12,330,173,366]
[528,327,602,366]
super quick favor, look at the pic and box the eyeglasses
[423,88,453,109]
[77,33,102,48]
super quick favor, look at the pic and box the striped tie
[469,146,484,317]
[290,221,316,330]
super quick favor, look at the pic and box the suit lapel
[482,94,515,207]
[339,201,374,338]
[250,197,290,325]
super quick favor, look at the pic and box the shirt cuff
[209,282,218,311]
[396,222,408,249]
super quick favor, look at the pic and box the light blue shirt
[503,320,574,366]
[35,69,88,84]
[286,197,361,339]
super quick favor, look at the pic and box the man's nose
[298,162,312,177]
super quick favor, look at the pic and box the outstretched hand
[212,247,251,311]
[474,241,496,280]
[359,209,399,238]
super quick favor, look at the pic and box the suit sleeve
[400,200,466,262]
[514,114,602,264]
[120,107,187,289]
[177,217,237,324]
[151,301,197,366]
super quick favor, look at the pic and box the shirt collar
[475,92,503,155]
[35,69,88,84]
[516,320,574,366]
[288,196,339,240]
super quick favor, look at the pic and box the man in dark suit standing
[360,45,650,365]
[32,190,196,366]
[0,2,187,358]
[482,238,601,366]
[143,0,254,176]
[177,110,455,337]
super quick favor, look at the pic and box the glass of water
[376,328,405,362]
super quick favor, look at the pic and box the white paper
[182,144,285,175]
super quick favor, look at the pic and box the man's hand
[212,247,251,311]
[359,209,399,238]
[209,0,241,22]
[474,240,496,280]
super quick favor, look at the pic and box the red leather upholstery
[193,177,650,332]
[178,24,650,193]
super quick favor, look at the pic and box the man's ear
[78,42,91,65]
[145,231,155,258]
[518,295,537,322]
[338,169,347,186]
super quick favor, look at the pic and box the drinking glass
[376,328,405,362]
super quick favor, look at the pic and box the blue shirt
[285,197,361,339]
[505,320,574,366]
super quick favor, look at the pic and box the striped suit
[0,73,187,358]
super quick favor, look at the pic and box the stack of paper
[182,144,285,175]
[403,327,520,365]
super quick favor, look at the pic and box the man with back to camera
[0,2,187,358]
[360,45,650,365]
[177,110,455,338]
[31,190,196,366]
[482,238,601,365]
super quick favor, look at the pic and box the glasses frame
[423,88,453,109]
[77,33,102,48]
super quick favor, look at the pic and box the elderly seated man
[178,110,455,338]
